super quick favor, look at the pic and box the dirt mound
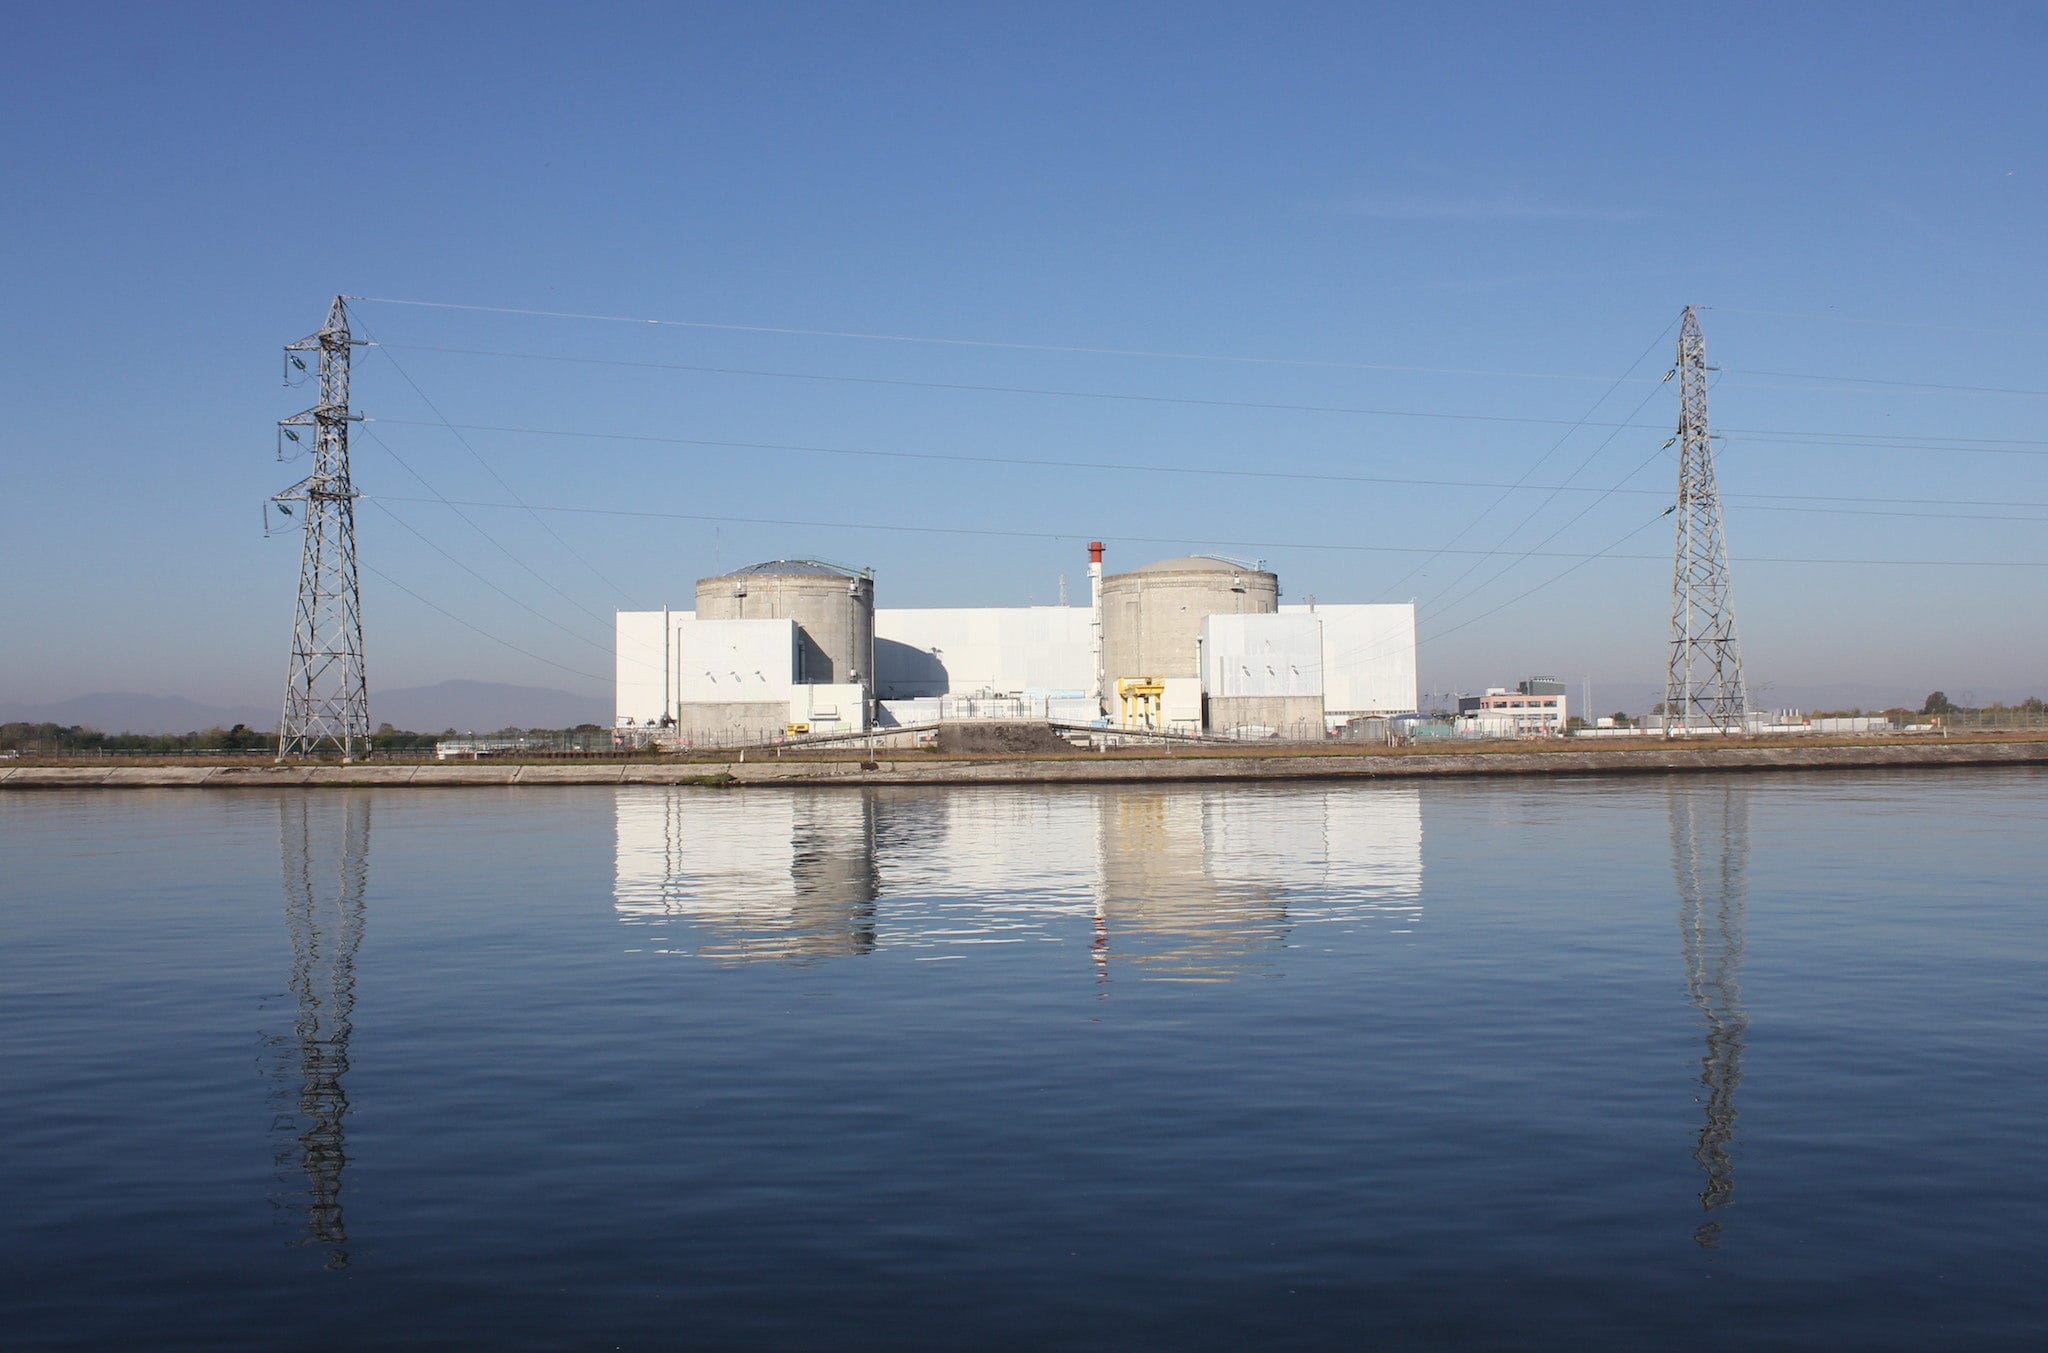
[936,721,1074,755]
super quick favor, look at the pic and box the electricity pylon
[1665,306,1749,734]
[274,297,370,759]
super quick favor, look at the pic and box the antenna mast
[1665,306,1749,734]
[274,296,370,760]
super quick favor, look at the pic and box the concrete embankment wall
[5,740,2047,790]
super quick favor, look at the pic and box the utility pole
[1665,306,1749,735]
[273,297,370,760]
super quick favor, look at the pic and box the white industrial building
[1457,679,1570,737]
[615,546,1417,744]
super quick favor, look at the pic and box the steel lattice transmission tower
[1665,306,1749,734]
[273,297,370,760]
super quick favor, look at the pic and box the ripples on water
[2,773,2045,1350]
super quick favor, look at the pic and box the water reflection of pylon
[271,793,370,1270]
[1670,784,1749,1249]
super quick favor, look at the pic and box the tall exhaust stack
[1088,541,1105,711]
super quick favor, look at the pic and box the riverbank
[5,736,2047,788]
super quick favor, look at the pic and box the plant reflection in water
[612,784,1425,979]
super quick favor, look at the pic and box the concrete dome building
[694,560,876,693]
[1099,555,1279,689]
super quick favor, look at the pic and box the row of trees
[1,722,278,753]
[1917,692,2046,716]
[1805,695,2048,719]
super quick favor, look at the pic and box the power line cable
[359,562,609,686]
[363,344,2048,455]
[1408,366,1741,623]
[1327,354,2048,671]
[362,417,2048,513]
[1421,438,1676,627]
[337,296,2048,703]
[363,494,2048,567]
[1428,510,1680,645]
[1703,305,2048,339]
[1411,382,1671,613]
[1299,507,1695,675]
[370,342,1678,429]
[376,339,2048,405]
[1372,317,1680,601]
[368,390,2048,671]
[367,499,664,672]
[357,319,645,608]
[354,425,666,667]
[1326,440,1676,671]
[1727,369,2048,399]
[1719,431,2048,455]
[367,415,1679,497]
[351,297,1675,386]
[353,297,2048,403]
[1731,502,2048,523]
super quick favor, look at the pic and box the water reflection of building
[1097,787,1425,980]
[1096,792,1286,980]
[1670,783,1750,1249]
[615,792,879,961]
[614,785,1422,978]
[268,794,370,1270]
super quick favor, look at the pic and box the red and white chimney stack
[1088,541,1105,710]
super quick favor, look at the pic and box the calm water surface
[3,772,2045,1349]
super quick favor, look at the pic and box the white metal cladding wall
[614,610,671,725]
[789,682,867,731]
[872,607,1093,698]
[678,618,797,704]
[1201,614,1324,698]
[1282,604,1417,714]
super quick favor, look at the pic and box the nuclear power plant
[615,543,1417,744]
[256,300,1759,757]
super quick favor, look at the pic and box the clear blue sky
[5,1,2045,715]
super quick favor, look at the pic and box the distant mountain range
[373,681,608,733]
[3,681,608,735]
[0,693,267,736]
